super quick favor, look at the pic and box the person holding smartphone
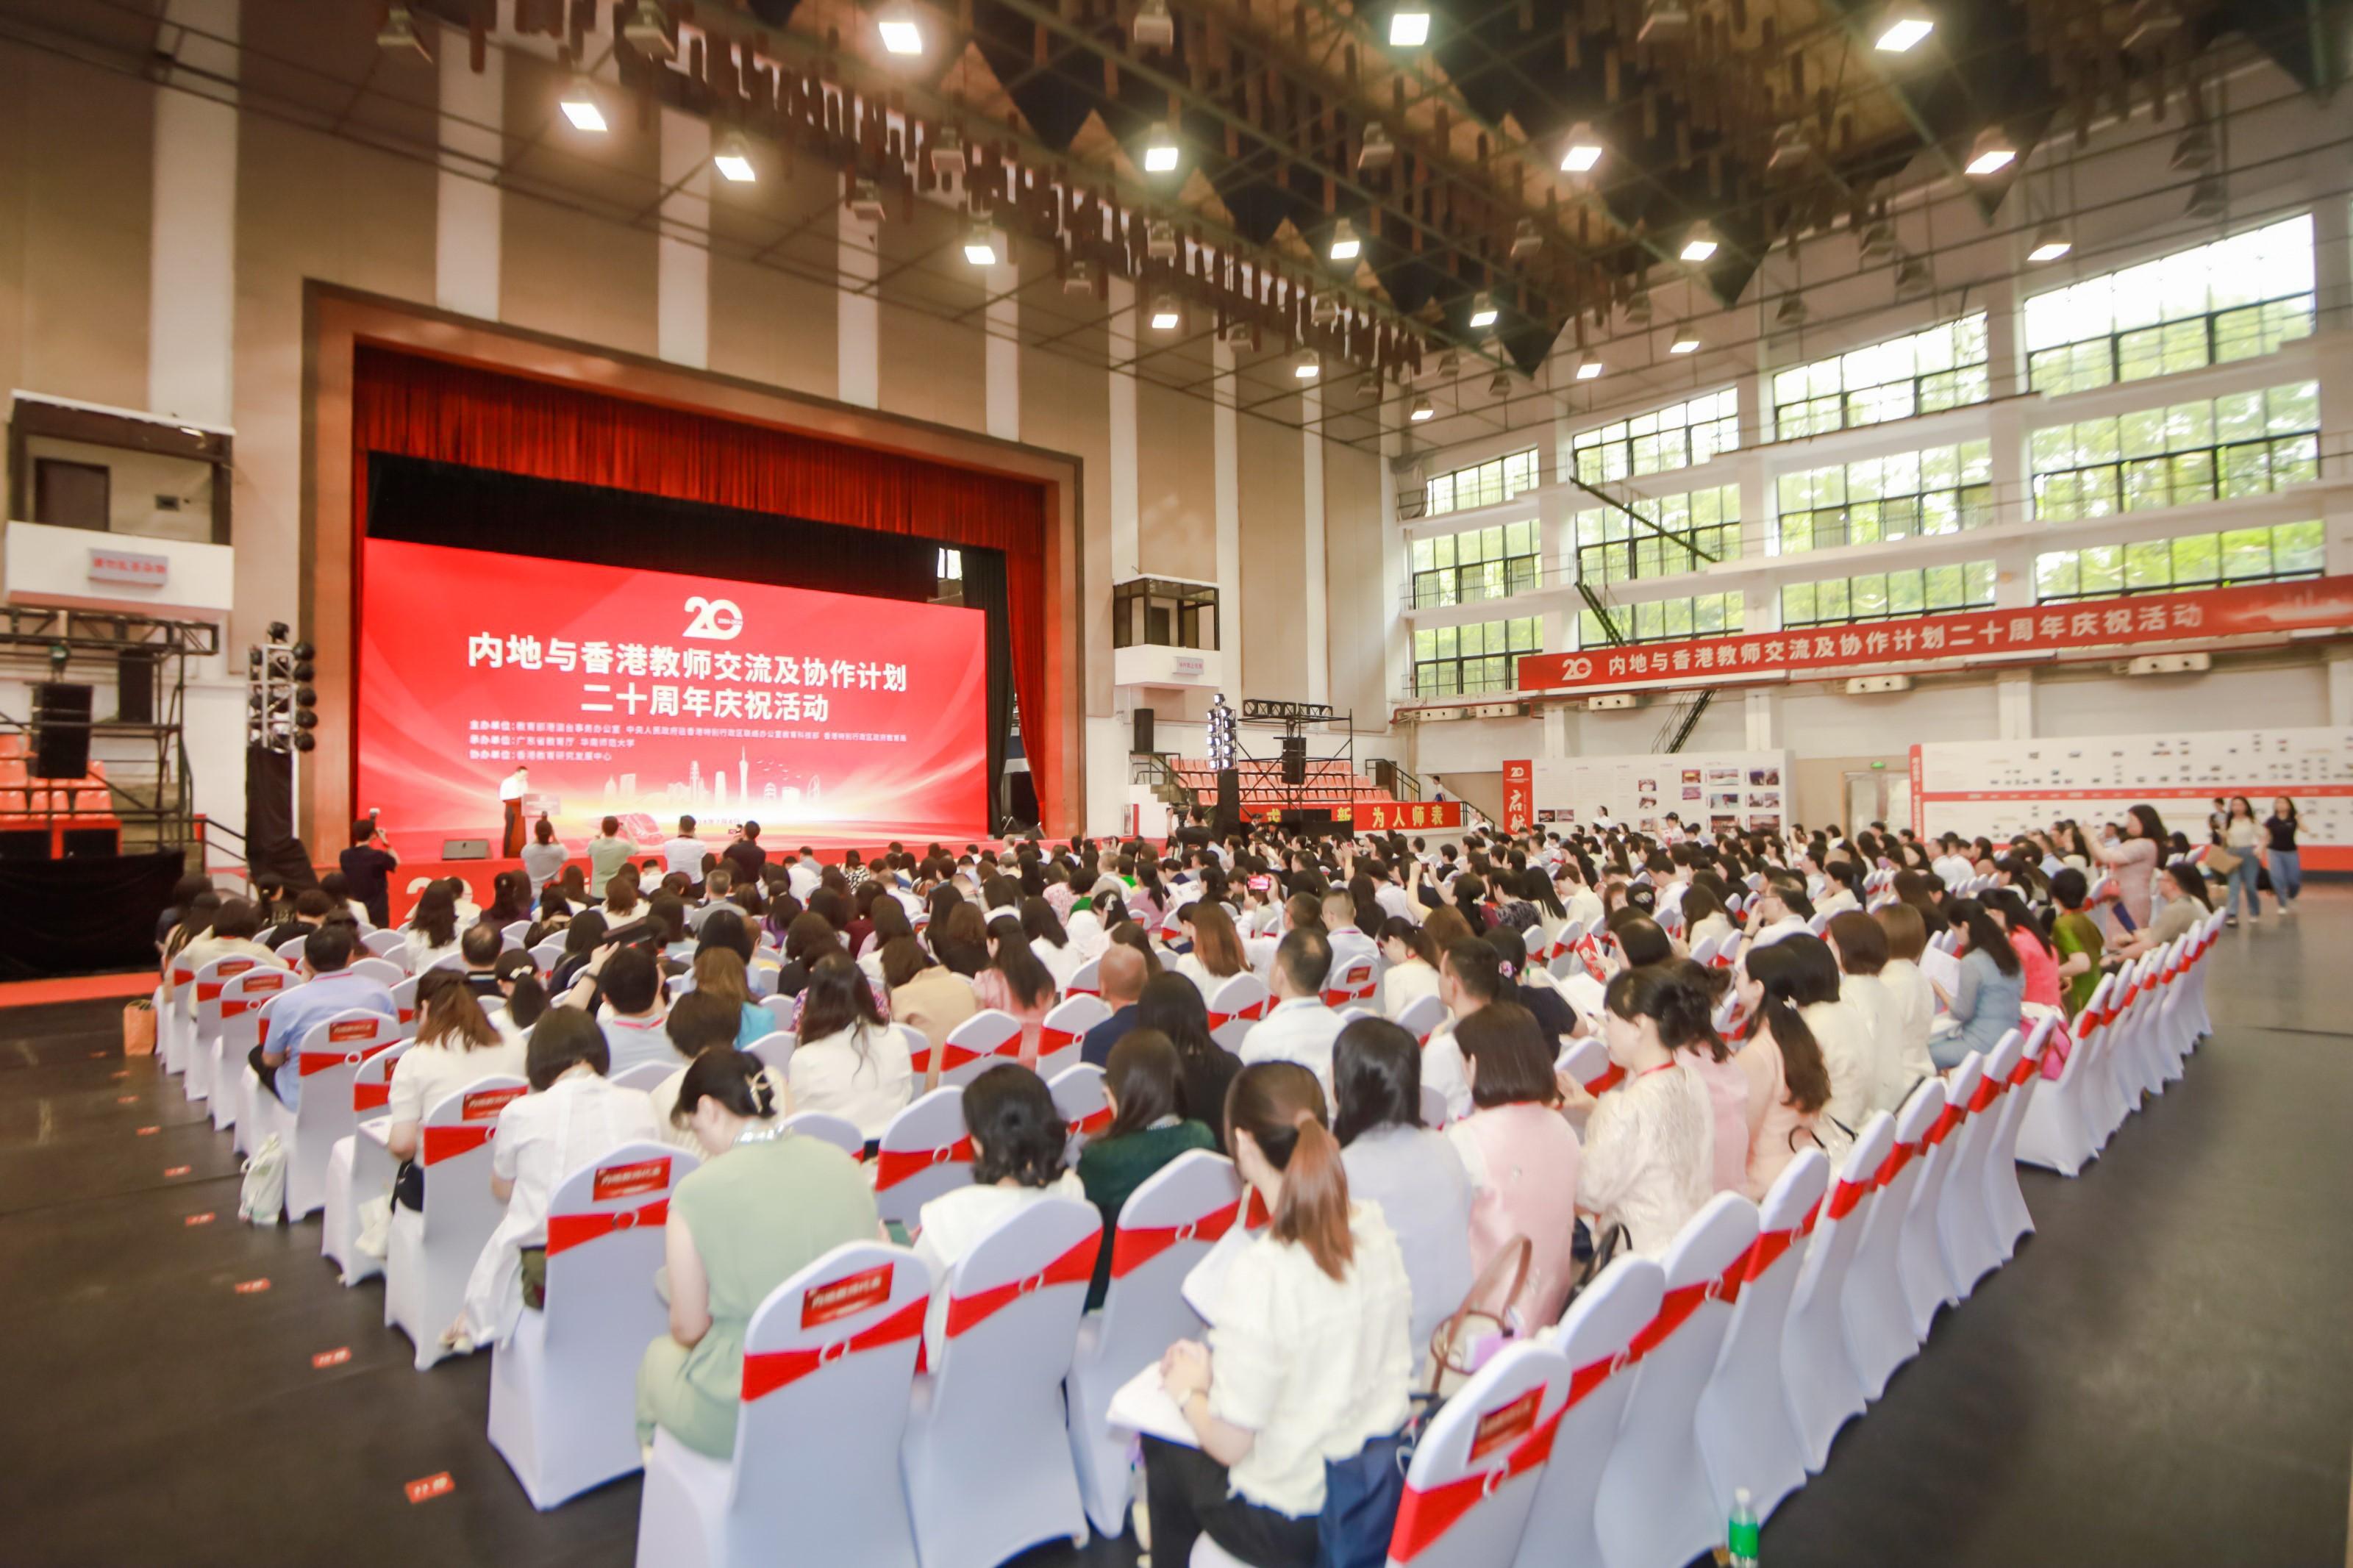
[338,814,399,928]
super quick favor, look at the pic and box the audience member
[385,969,525,1165]
[340,818,399,928]
[912,1064,1082,1361]
[1134,974,1243,1148]
[521,817,568,894]
[1330,1017,1471,1378]
[879,937,976,1085]
[1074,1031,1218,1308]
[1238,928,1344,1101]
[1173,899,1250,1006]
[588,816,637,899]
[1447,1003,1582,1325]
[974,914,1059,1064]
[403,884,463,973]
[785,954,913,1140]
[592,945,673,1075]
[250,924,398,1110]
[2046,868,2105,1017]
[1079,942,1147,1067]
[1376,918,1440,1021]
[1572,962,1715,1256]
[1935,901,2026,1070]
[1728,946,1840,1198]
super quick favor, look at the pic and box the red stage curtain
[350,345,1054,823]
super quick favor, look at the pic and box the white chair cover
[938,1009,1024,1089]
[779,1111,864,1159]
[1782,1111,1893,1471]
[321,1042,413,1286]
[1038,995,1110,1082]
[1696,1148,1829,1522]
[385,1075,528,1371]
[870,1086,973,1227]
[1204,973,1271,1054]
[1899,1055,1982,1336]
[1509,1256,1665,1568]
[1938,1032,2019,1299]
[1842,1078,1945,1400]
[1385,1339,1576,1568]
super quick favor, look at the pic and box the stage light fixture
[1132,0,1176,49]
[558,72,607,133]
[1575,356,1604,381]
[1965,127,2016,176]
[1143,121,1180,173]
[1669,325,1701,354]
[1409,395,1435,422]
[1294,348,1321,380]
[1679,223,1718,262]
[2027,223,2072,262]
[963,218,1002,266]
[876,1,924,54]
[622,0,676,60]
[1874,2,1932,51]
[1149,293,1182,330]
[1560,122,1603,173]
[1357,122,1395,172]
[376,4,434,62]
[1389,7,1430,47]
[713,131,757,182]
[1467,290,1499,328]
[1329,219,1362,262]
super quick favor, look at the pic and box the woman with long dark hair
[1982,888,2061,1009]
[1134,973,1242,1147]
[2218,794,2263,928]
[2263,796,2303,915]
[782,954,911,1140]
[1142,1061,1413,1568]
[1073,1031,1217,1306]
[974,913,1058,1064]
[403,884,462,973]
[1330,1017,1471,1375]
[1934,900,2024,1070]
[912,1064,1082,1356]
[1174,898,1249,1003]
[1446,1004,1582,1323]
[1019,895,1079,989]
[1574,962,1716,1256]
[2092,803,2166,930]
[1734,942,1842,1196]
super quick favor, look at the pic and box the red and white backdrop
[358,538,989,847]
[1517,576,2353,695]
[1912,727,2353,872]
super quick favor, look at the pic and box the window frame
[1773,440,1995,555]
[2027,381,2321,523]
[2031,520,2326,603]
[1577,592,1745,647]
[1569,388,1740,485]
[1779,559,1998,629]
[1771,313,1990,441]
[1423,447,1541,521]
[1411,615,1543,697]
[1409,518,1543,607]
[1574,484,1742,587]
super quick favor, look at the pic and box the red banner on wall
[1355,799,1463,834]
[1517,575,2353,695]
[1502,760,1534,834]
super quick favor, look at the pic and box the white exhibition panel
[1910,727,2353,862]
[1529,748,1796,836]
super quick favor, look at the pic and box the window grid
[1578,593,1746,647]
[1574,484,1742,586]
[1412,616,1543,697]
[1779,559,1998,629]
[1424,448,1541,520]
[2024,215,2315,396]
[1570,388,1740,484]
[1774,441,1994,554]
[1410,518,1542,608]
[2028,381,2320,522]
[1771,313,1989,440]
[2032,520,2326,603]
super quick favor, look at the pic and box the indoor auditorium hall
[0,2,2349,1567]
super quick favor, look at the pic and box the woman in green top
[2046,867,2104,1018]
[1074,1030,1217,1309]
[637,1051,881,1458]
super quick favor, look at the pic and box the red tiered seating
[1164,756,1390,817]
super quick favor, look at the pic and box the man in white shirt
[1321,889,1379,987]
[660,815,706,880]
[583,945,672,1075]
[1556,862,1606,935]
[1746,875,1815,949]
[1371,860,1415,926]
[1239,928,1347,1100]
[1648,851,1691,923]
[786,850,823,901]
[1420,937,1504,1122]
[1931,836,1977,894]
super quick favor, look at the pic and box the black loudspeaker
[1280,735,1307,784]
[1215,768,1240,834]
[0,828,51,860]
[117,652,156,724]
[32,683,93,779]
[1132,707,1155,754]
[443,838,490,861]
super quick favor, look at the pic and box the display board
[357,537,990,846]
[1526,748,1795,837]
[1912,727,2353,871]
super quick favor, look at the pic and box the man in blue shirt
[251,923,398,1110]
[1079,944,1146,1067]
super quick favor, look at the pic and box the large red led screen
[357,538,989,847]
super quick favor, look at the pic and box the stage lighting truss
[247,625,318,765]
[1206,692,1238,770]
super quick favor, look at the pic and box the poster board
[1912,728,2353,871]
[1527,748,1795,837]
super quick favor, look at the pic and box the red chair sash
[545,1196,671,1256]
[421,1124,493,1164]
[298,1039,396,1076]
[740,1295,927,1400]
[354,1081,390,1112]
[1743,1224,1804,1284]
[1110,1199,1240,1279]
[1873,1139,1919,1189]
[1038,1025,1082,1053]
[871,1134,974,1191]
[1624,1250,1752,1360]
[940,1035,1020,1069]
[942,1232,1101,1338]
[1925,1101,1968,1147]
[1582,1062,1625,1094]
[1388,1395,1571,1562]
[1968,1072,2003,1114]
[1205,998,1267,1031]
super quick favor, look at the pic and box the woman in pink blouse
[971,913,1060,1064]
[2093,805,2165,929]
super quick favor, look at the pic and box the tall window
[936,548,963,579]
[2023,215,2315,395]
[1413,617,1541,696]
[1569,388,1739,484]
[1771,313,1988,440]
[1774,440,1994,554]
[1574,484,1740,585]
[2028,381,2319,521]
[1424,448,1540,519]
[2033,521,2325,603]
[1779,560,1996,629]
[1578,592,1744,647]
[1410,519,1541,608]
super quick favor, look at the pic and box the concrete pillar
[837,185,879,408]
[655,109,710,370]
[1214,336,1242,690]
[1302,383,1329,704]
[149,0,239,428]
[2327,648,2353,728]
[1996,669,2035,740]
[434,19,502,321]
[1743,687,1779,750]
[984,262,1019,442]
[1107,276,1140,581]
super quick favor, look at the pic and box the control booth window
[1113,577,1219,650]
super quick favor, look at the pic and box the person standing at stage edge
[589,816,638,900]
[724,820,768,884]
[340,817,398,930]
[499,766,529,857]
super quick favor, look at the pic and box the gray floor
[1,892,2347,1567]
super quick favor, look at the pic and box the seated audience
[1173,899,1251,1006]
[260,888,336,952]
[785,954,913,1140]
[174,898,278,1017]
[1824,911,1924,1117]
[1872,903,1938,1073]
[1984,888,2063,1011]
[1933,901,2027,1070]
[1238,928,1344,1100]
[1447,1004,1582,1325]
[452,1009,658,1350]
[1079,942,1146,1067]
[648,991,787,1148]
[913,1064,1083,1361]
[402,884,463,973]
[1075,1031,1218,1308]
[1654,963,1750,1194]
[1021,897,1081,989]
[1730,946,1843,1198]
[250,924,398,1109]
[1142,1061,1412,1568]
[386,969,526,1166]
[1571,962,1716,1256]
[635,1050,879,1459]
[1376,918,1440,1020]
[2047,867,2105,1017]
[974,914,1060,1063]
[2106,862,2212,964]
[1135,974,1244,1150]
[591,945,674,1075]
[1331,1017,1472,1376]
[689,947,771,1048]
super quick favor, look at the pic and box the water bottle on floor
[1727,1486,1760,1567]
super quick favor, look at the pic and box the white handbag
[238,1134,288,1226]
